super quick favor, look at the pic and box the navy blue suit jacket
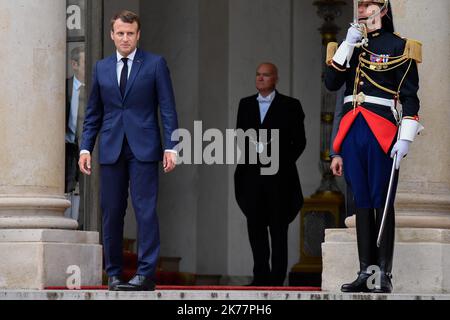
[81,49,178,164]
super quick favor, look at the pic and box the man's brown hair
[111,10,141,31]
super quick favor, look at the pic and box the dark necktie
[120,57,128,97]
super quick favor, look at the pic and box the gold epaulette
[326,42,338,66]
[403,38,422,63]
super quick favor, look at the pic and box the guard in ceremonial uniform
[325,0,423,293]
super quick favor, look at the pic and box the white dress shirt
[66,75,84,144]
[116,48,136,85]
[257,90,276,123]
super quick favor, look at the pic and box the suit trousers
[101,136,160,278]
[246,177,289,286]
[65,142,79,193]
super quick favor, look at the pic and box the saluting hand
[345,25,363,45]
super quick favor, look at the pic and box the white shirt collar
[73,75,84,90]
[116,48,137,63]
[257,90,276,102]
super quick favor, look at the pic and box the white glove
[345,25,363,45]
[390,139,411,170]
[333,25,364,68]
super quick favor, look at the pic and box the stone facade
[0,0,102,289]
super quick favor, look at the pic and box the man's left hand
[391,139,411,170]
[163,152,177,173]
[330,156,344,177]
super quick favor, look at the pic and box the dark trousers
[100,137,160,278]
[247,219,288,286]
[65,142,85,229]
[246,178,289,286]
[341,114,397,208]
[65,142,79,193]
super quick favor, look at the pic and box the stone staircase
[2,290,450,300]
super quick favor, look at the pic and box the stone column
[0,0,102,289]
[322,0,450,293]
[0,0,75,229]
[392,0,450,228]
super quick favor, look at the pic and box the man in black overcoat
[234,62,306,286]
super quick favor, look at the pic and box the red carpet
[48,252,323,291]
[157,285,321,291]
[45,285,321,291]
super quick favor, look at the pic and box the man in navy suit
[79,10,178,291]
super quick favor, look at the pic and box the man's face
[358,1,385,31]
[255,64,278,95]
[111,20,140,57]
[71,51,85,82]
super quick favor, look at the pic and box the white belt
[344,94,395,108]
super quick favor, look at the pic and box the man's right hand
[330,156,343,177]
[79,153,92,175]
[345,25,363,45]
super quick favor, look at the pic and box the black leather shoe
[117,275,155,291]
[372,272,393,293]
[342,208,377,293]
[341,272,372,293]
[108,276,126,291]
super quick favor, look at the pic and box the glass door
[65,0,103,231]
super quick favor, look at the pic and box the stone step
[1,290,450,300]
[322,228,450,293]
[325,228,450,243]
